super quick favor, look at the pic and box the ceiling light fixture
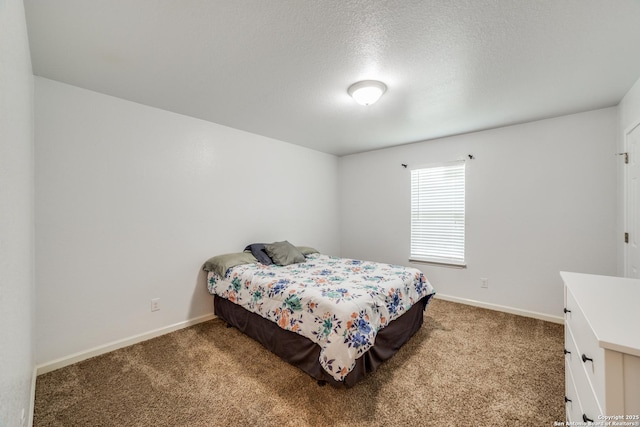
[347,80,387,106]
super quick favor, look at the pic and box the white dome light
[347,80,387,106]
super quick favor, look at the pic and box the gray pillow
[296,246,319,256]
[244,243,273,265]
[203,252,257,277]
[264,241,306,266]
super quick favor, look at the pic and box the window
[410,161,466,267]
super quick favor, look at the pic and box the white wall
[617,76,640,275]
[0,0,35,425]
[339,108,618,318]
[34,78,339,365]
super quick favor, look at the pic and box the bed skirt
[213,293,433,387]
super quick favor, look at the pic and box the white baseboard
[33,296,561,376]
[36,313,216,376]
[433,293,564,324]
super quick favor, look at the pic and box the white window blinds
[410,161,466,266]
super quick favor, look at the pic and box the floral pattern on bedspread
[207,253,435,382]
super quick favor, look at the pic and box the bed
[204,241,435,387]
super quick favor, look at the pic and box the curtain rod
[401,154,474,168]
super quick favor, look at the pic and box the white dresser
[561,272,640,424]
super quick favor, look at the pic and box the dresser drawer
[565,359,581,423]
[565,287,605,405]
[565,325,602,422]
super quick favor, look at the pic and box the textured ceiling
[24,0,640,156]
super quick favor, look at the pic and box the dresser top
[561,271,640,357]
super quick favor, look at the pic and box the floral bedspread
[207,253,435,382]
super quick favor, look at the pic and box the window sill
[408,259,467,269]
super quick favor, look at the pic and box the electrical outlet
[480,278,488,288]
[151,298,160,312]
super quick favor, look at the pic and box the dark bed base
[213,294,433,388]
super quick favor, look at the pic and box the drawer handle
[564,396,572,403]
[581,354,594,364]
[583,414,594,423]
[564,349,571,355]
[564,308,571,314]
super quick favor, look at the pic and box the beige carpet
[34,299,564,427]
